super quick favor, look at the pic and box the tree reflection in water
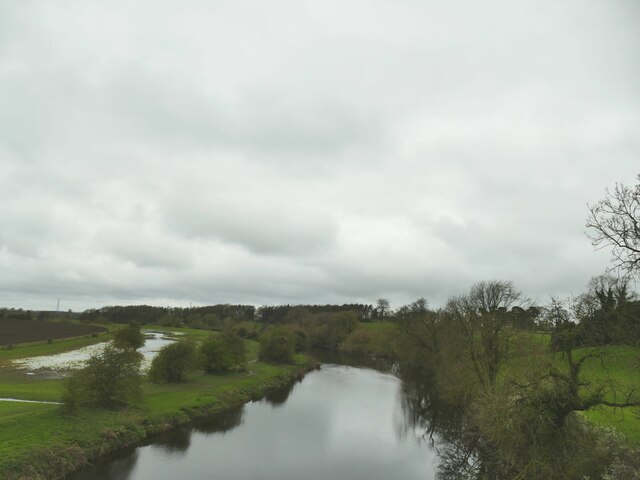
[67,407,247,480]
[311,350,495,479]
[150,426,192,454]
[69,450,140,480]
[263,381,298,407]
[68,360,443,480]
[195,405,245,435]
[399,375,508,480]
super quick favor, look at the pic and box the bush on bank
[62,344,143,411]
[258,328,296,364]
[148,341,196,383]
[199,332,246,374]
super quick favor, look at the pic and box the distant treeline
[1,302,545,332]
[256,304,373,323]
[7,288,638,349]
[75,303,375,329]
[0,308,71,322]
[79,305,255,328]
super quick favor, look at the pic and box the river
[67,362,439,479]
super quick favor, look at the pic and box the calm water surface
[69,364,438,480]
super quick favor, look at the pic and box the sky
[0,0,639,312]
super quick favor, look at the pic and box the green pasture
[504,336,640,445]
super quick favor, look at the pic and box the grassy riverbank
[0,329,314,480]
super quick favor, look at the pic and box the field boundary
[0,333,107,351]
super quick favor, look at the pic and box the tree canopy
[62,344,142,410]
[148,341,195,383]
[113,323,145,350]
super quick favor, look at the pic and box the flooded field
[11,331,178,374]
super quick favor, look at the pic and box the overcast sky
[1,0,639,312]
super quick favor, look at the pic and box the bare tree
[586,175,640,277]
[376,298,390,320]
[445,280,522,386]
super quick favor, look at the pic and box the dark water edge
[67,361,439,480]
[308,348,399,372]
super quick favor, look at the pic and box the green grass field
[503,336,640,445]
[576,345,640,444]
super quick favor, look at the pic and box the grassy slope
[0,378,62,402]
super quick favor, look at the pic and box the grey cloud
[164,195,338,256]
[105,69,381,157]
[0,0,638,311]
[94,229,191,270]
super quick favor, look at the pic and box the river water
[68,363,439,480]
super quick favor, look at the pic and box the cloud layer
[1,0,639,310]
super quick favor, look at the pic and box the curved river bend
[68,364,439,480]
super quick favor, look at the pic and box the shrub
[199,333,246,374]
[258,328,296,364]
[231,321,261,340]
[293,330,308,352]
[306,312,358,349]
[62,344,142,410]
[113,322,145,350]
[148,341,195,383]
[220,331,246,369]
[340,329,374,354]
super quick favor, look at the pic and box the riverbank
[0,336,316,480]
[339,322,640,446]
